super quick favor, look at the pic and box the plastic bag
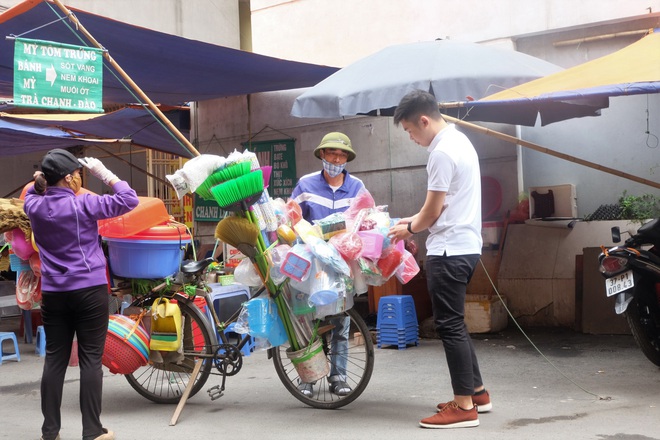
[377,247,403,280]
[285,199,303,226]
[16,269,39,310]
[349,259,368,295]
[395,249,421,284]
[306,236,350,276]
[329,232,362,260]
[242,297,288,347]
[8,227,36,260]
[269,244,291,284]
[343,189,375,223]
[233,258,262,287]
[166,154,226,199]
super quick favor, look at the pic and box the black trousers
[40,284,109,440]
[426,254,484,396]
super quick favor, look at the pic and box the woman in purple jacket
[24,149,139,440]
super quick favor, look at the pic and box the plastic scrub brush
[210,169,264,211]
[214,215,260,259]
[196,162,252,200]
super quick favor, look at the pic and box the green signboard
[194,194,223,222]
[13,38,103,112]
[243,139,297,199]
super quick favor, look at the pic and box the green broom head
[214,215,260,257]
[210,169,264,210]
[195,161,252,200]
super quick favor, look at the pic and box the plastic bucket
[286,338,329,383]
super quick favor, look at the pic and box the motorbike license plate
[605,270,634,297]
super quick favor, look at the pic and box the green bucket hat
[313,132,356,162]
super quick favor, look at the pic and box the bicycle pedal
[207,385,224,401]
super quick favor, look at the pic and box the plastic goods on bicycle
[105,223,191,278]
[103,314,150,375]
[98,197,170,238]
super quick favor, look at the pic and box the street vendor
[24,149,138,440]
[291,132,365,396]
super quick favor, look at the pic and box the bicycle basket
[102,314,150,375]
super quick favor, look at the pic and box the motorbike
[598,218,660,366]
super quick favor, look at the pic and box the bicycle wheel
[125,295,217,404]
[272,307,374,409]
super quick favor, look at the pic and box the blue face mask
[322,159,346,178]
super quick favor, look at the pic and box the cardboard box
[465,294,508,333]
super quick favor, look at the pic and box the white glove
[78,157,119,186]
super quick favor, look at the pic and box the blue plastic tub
[106,238,190,279]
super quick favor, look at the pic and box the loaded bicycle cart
[3,149,421,415]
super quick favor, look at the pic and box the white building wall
[250,0,658,66]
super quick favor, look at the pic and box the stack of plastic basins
[99,197,190,279]
[376,295,419,350]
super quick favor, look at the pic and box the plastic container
[357,230,384,259]
[286,338,329,383]
[98,197,170,238]
[105,223,190,278]
[481,221,503,248]
[308,289,339,319]
[102,314,150,375]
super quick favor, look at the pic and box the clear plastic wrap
[233,258,262,287]
[395,249,421,284]
[328,231,363,260]
[306,236,350,276]
[239,297,288,347]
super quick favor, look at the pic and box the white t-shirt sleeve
[427,150,453,192]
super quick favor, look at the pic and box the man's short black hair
[393,90,442,126]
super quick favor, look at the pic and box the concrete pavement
[1,315,659,440]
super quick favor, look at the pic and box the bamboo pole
[50,0,200,158]
[441,114,660,190]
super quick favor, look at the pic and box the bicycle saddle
[181,257,215,274]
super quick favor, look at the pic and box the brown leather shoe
[436,389,492,413]
[420,401,479,429]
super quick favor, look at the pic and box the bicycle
[112,257,374,410]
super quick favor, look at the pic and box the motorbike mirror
[611,226,621,243]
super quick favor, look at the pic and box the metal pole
[50,0,201,158]
[441,114,660,190]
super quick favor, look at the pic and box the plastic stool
[35,325,46,356]
[223,323,254,357]
[0,332,21,364]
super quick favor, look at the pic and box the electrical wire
[479,258,611,401]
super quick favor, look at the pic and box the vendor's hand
[33,171,44,180]
[78,157,119,186]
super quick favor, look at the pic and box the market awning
[0,0,339,106]
[0,107,190,156]
[444,29,660,126]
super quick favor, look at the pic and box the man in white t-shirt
[388,90,491,429]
